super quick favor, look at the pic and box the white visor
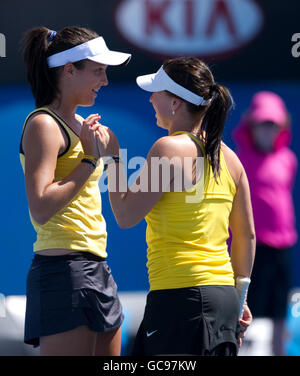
[47,36,131,68]
[136,66,213,106]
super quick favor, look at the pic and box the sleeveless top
[145,131,236,290]
[19,107,107,258]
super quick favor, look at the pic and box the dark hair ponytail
[202,83,234,181]
[22,26,99,108]
[22,27,58,108]
[163,57,234,182]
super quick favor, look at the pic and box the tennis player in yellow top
[19,26,131,355]
[96,57,256,355]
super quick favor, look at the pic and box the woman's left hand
[95,125,120,157]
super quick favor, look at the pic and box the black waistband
[34,251,106,263]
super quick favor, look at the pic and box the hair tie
[48,30,57,42]
[206,83,217,103]
[211,82,218,91]
[210,91,217,100]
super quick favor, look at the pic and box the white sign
[0,293,5,318]
[0,33,6,58]
[115,0,264,60]
[291,33,300,58]
[291,292,300,317]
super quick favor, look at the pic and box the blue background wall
[0,80,299,296]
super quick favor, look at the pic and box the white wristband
[102,155,119,163]
[235,276,251,318]
[102,155,121,171]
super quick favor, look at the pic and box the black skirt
[24,252,124,347]
[132,285,240,356]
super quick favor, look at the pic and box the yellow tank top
[19,107,107,258]
[145,131,236,290]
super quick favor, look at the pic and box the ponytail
[22,27,60,108]
[202,83,234,181]
[22,26,99,108]
[163,57,234,182]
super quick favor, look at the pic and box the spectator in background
[233,91,298,356]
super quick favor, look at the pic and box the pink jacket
[233,91,298,249]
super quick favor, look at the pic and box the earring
[172,110,175,116]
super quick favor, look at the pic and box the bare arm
[23,113,100,225]
[107,137,180,228]
[96,127,186,228]
[229,166,256,279]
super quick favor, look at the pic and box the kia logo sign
[115,0,264,60]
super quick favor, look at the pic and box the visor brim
[88,51,131,66]
[136,67,207,106]
[136,73,163,92]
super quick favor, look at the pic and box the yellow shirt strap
[171,131,205,155]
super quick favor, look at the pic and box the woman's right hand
[238,303,252,348]
[96,125,120,157]
[80,114,101,158]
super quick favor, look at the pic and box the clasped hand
[80,114,120,158]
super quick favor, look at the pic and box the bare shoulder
[22,112,63,154]
[150,136,182,157]
[25,112,62,134]
[151,134,201,159]
[221,142,244,186]
[221,141,240,161]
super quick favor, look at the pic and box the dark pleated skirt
[24,252,124,347]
